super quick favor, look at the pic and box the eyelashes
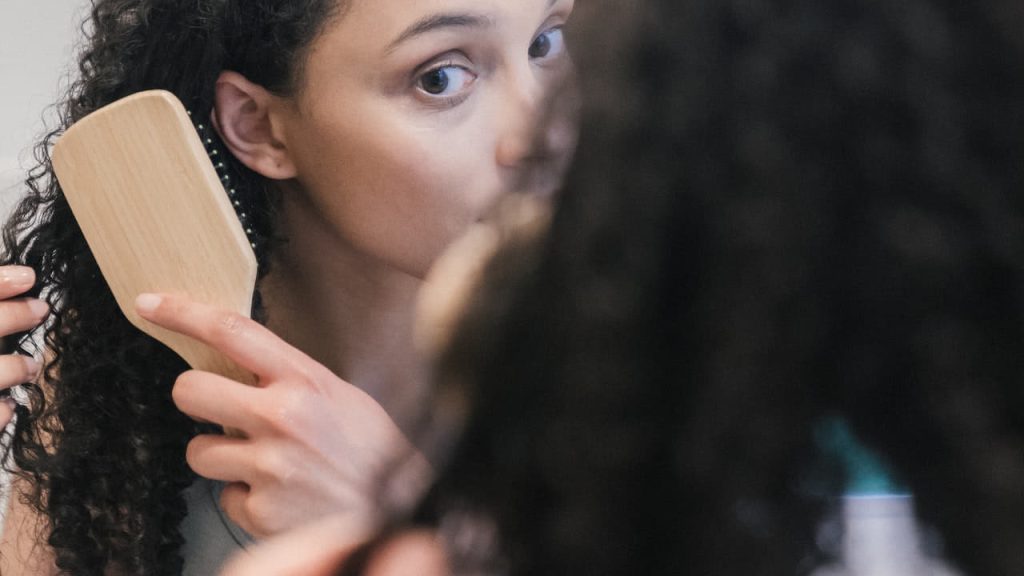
[411,25,569,110]
[529,27,565,60]
[416,61,478,106]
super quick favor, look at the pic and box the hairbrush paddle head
[52,90,257,383]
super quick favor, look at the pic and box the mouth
[475,193,554,239]
[477,184,555,227]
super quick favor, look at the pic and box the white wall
[0,2,86,529]
[0,0,89,215]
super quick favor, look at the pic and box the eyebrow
[387,13,495,53]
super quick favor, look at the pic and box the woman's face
[277,0,577,278]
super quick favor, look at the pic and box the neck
[258,193,427,428]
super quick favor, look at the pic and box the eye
[529,27,565,60]
[418,64,476,97]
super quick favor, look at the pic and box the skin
[0,266,46,428]
[138,292,434,535]
[0,267,49,575]
[219,0,576,403]
[0,0,576,571]
[215,194,553,576]
[192,0,576,536]
[219,518,447,576]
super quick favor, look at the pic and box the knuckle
[295,365,335,397]
[21,357,38,381]
[220,485,256,534]
[18,301,44,323]
[280,387,312,419]
[0,356,20,386]
[174,369,202,394]
[171,370,204,406]
[1,354,35,383]
[184,436,207,471]
[255,389,310,433]
[251,399,281,431]
[243,493,281,536]
[213,312,246,340]
[290,363,320,389]
[0,300,43,334]
[252,445,285,482]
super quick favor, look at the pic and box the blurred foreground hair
[414,0,1024,575]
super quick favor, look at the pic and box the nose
[494,70,578,171]
[495,81,541,169]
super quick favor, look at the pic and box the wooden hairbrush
[52,90,257,385]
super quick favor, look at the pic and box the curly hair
[414,1,837,574]
[410,0,1024,574]
[810,0,1024,572]
[1,0,341,573]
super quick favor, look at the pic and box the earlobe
[211,71,298,180]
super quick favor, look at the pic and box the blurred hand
[0,266,46,428]
[135,293,431,538]
[219,515,446,576]
[219,515,372,576]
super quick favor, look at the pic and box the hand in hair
[219,515,370,576]
[219,516,446,576]
[0,266,46,427]
[134,293,432,538]
[0,269,54,576]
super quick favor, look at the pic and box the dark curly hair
[404,0,1024,575]
[1,0,341,573]
[411,1,837,574]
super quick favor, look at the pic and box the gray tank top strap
[180,478,256,575]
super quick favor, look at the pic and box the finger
[0,298,48,338]
[0,267,36,300]
[135,293,306,382]
[0,398,16,429]
[0,354,40,389]
[219,481,257,536]
[219,515,375,576]
[173,370,261,432]
[361,530,449,576]
[185,434,252,483]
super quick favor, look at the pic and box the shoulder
[0,478,57,576]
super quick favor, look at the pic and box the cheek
[379,147,501,273]
[298,122,502,276]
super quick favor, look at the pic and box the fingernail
[135,293,162,314]
[21,355,39,380]
[27,299,49,318]
[2,397,16,414]
[0,266,34,287]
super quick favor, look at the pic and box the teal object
[815,417,909,496]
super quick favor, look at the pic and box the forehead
[336,0,557,35]
[294,0,566,96]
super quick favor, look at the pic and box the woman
[225,0,1024,573]
[0,0,577,574]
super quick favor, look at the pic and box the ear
[211,71,298,180]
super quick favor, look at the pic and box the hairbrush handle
[52,90,259,394]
